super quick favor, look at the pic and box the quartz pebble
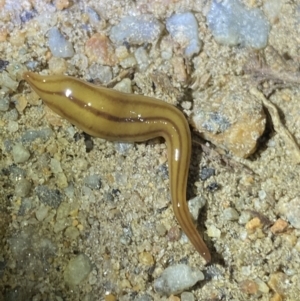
[166,12,201,57]
[113,79,132,94]
[48,27,74,58]
[84,174,102,189]
[12,143,30,163]
[223,207,239,221]
[181,292,195,301]
[134,47,149,71]
[64,254,92,286]
[15,178,31,197]
[21,128,53,143]
[207,0,270,49]
[110,15,163,46]
[0,97,9,111]
[154,264,204,295]
[277,196,300,229]
[35,204,49,221]
[207,225,221,238]
[188,196,206,221]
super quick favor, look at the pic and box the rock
[35,203,49,221]
[0,97,9,111]
[12,143,30,163]
[270,219,288,234]
[36,185,63,208]
[207,0,270,49]
[223,208,239,221]
[277,196,300,229]
[207,225,221,238]
[85,33,118,66]
[110,15,163,46]
[154,264,204,295]
[191,80,266,158]
[15,178,31,197]
[181,292,195,301]
[188,196,206,221]
[64,254,92,286]
[166,12,201,57]
[84,174,102,190]
[48,27,74,58]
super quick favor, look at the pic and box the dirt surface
[1,0,300,300]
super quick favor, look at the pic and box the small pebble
[7,120,19,133]
[188,196,206,221]
[207,0,270,49]
[56,202,71,219]
[199,166,215,181]
[239,279,258,295]
[0,97,9,111]
[36,185,63,208]
[110,15,163,46]
[50,158,63,173]
[15,178,31,197]
[12,143,30,163]
[207,225,221,238]
[114,142,134,154]
[223,207,239,221]
[166,12,201,57]
[4,108,19,121]
[181,291,195,301]
[64,226,80,240]
[154,264,204,295]
[85,33,117,66]
[0,71,18,90]
[48,27,74,58]
[270,219,288,234]
[21,128,53,143]
[84,174,102,189]
[87,64,112,84]
[134,47,149,71]
[138,251,154,266]
[35,204,49,221]
[245,217,263,234]
[268,272,288,297]
[113,79,132,94]
[277,196,300,229]
[64,254,92,286]
[239,211,252,224]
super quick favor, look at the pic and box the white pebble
[223,207,239,221]
[154,264,204,295]
[207,0,270,49]
[278,196,300,229]
[110,15,163,45]
[0,97,9,111]
[113,79,133,94]
[35,204,49,221]
[7,120,19,133]
[166,12,201,57]
[12,143,30,163]
[48,27,75,58]
[188,196,206,221]
[238,211,252,224]
[50,158,63,173]
[64,254,92,286]
[134,47,149,71]
[15,179,31,197]
[181,291,195,301]
[207,225,221,238]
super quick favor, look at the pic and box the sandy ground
[1,0,300,300]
